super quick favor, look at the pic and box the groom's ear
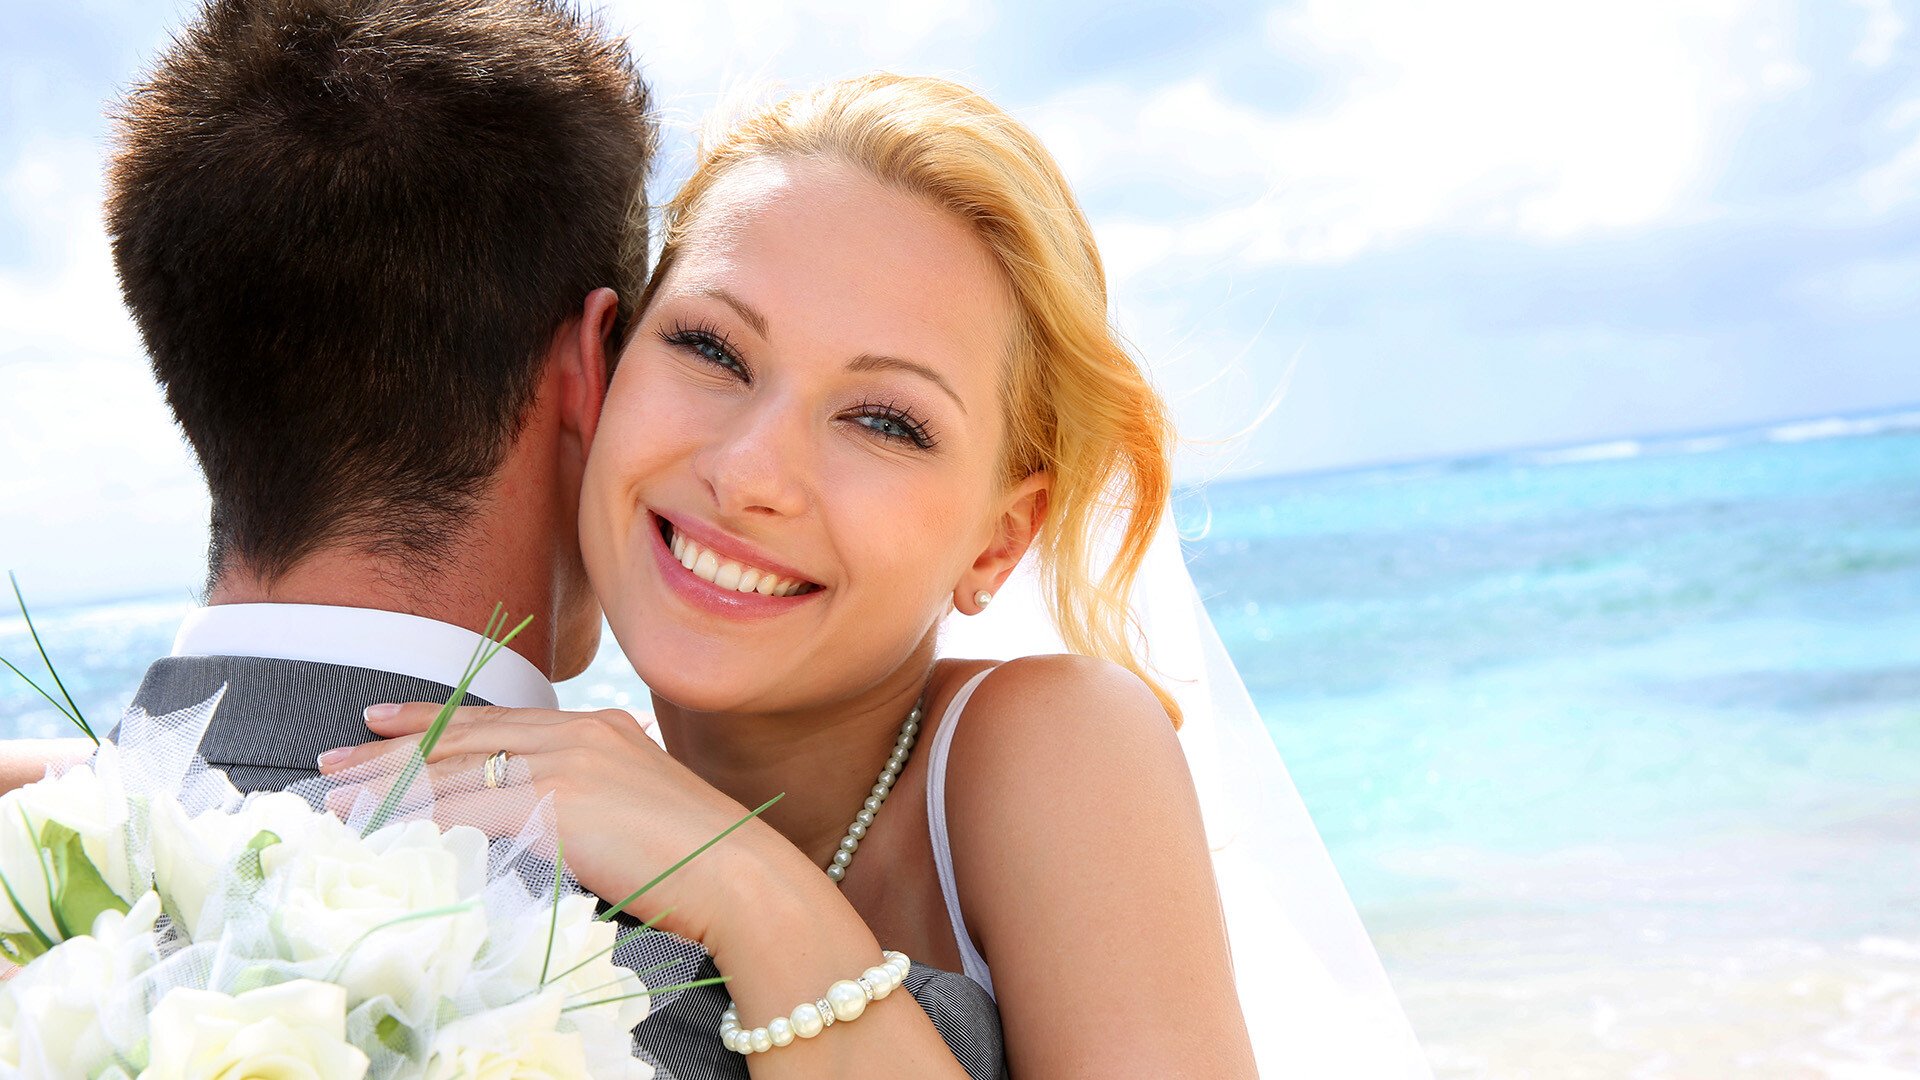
[969,471,1051,592]
[561,287,619,452]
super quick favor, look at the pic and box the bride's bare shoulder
[938,655,1239,1071]
[942,652,1195,832]
[956,652,1177,745]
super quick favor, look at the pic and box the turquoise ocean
[5,410,1918,1077]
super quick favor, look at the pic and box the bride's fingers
[319,715,567,775]
[316,734,425,776]
[322,752,545,834]
[362,702,571,737]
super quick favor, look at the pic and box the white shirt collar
[171,603,559,710]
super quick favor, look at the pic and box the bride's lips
[647,511,825,620]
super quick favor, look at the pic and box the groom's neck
[206,539,563,679]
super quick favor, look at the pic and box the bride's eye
[658,323,750,381]
[848,402,937,450]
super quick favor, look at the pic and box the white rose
[570,1005,658,1080]
[476,893,651,1031]
[144,979,369,1080]
[0,891,162,1077]
[260,817,491,1010]
[149,791,328,941]
[0,746,137,946]
[423,990,622,1080]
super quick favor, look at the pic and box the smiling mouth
[658,518,823,598]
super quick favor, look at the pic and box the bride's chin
[641,678,778,719]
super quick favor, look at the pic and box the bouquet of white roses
[0,600,719,1080]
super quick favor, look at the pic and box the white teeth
[667,527,811,597]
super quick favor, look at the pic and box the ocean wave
[1522,439,1645,466]
[1500,407,1920,472]
[1765,410,1920,444]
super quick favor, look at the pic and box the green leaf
[39,820,130,935]
[0,930,47,965]
[232,828,283,888]
[374,1013,415,1056]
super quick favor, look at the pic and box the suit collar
[171,602,557,710]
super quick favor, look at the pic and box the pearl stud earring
[974,590,994,609]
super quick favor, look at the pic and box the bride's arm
[0,739,93,793]
[947,655,1260,1077]
[335,703,977,1079]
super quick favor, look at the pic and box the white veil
[939,509,1432,1077]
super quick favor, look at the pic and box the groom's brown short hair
[106,0,654,583]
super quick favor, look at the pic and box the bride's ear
[957,472,1050,614]
[563,287,619,452]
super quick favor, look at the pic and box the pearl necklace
[824,700,923,883]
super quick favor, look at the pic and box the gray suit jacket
[128,654,479,792]
[126,653,1003,1080]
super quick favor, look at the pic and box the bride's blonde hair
[642,73,1180,723]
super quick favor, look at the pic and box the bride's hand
[316,703,813,949]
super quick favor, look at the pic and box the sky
[2,0,1918,603]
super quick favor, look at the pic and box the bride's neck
[651,644,941,870]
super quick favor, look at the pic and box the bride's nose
[695,394,811,519]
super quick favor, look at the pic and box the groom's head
[104,0,651,652]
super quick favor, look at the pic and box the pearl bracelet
[720,950,912,1055]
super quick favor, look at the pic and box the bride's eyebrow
[692,285,771,340]
[849,354,967,415]
[689,283,966,414]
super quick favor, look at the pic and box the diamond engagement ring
[483,749,512,789]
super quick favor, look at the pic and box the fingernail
[363,704,401,725]
[317,747,351,769]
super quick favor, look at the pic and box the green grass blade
[542,907,676,988]
[7,574,90,741]
[22,809,70,941]
[0,861,55,952]
[324,901,480,984]
[540,837,565,986]
[362,605,532,835]
[0,657,90,742]
[596,794,784,923]
[560,975,729,1013]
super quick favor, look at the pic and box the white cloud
[0,352,208,604]
[1850,0,1906,67]
[0,139,207,602]
[1791,253,1920,317]
[602,0,993,152]
[1034,0,1807,276]
[0,140,143,362]
[1860,130,1920,213]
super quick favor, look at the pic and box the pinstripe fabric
[126,654,1007,1078]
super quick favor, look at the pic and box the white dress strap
[925,667,998,998]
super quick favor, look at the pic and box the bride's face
[580,156,1027,713]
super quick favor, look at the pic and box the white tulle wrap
[0,692,703,1080]
[940,511,1433,1077]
